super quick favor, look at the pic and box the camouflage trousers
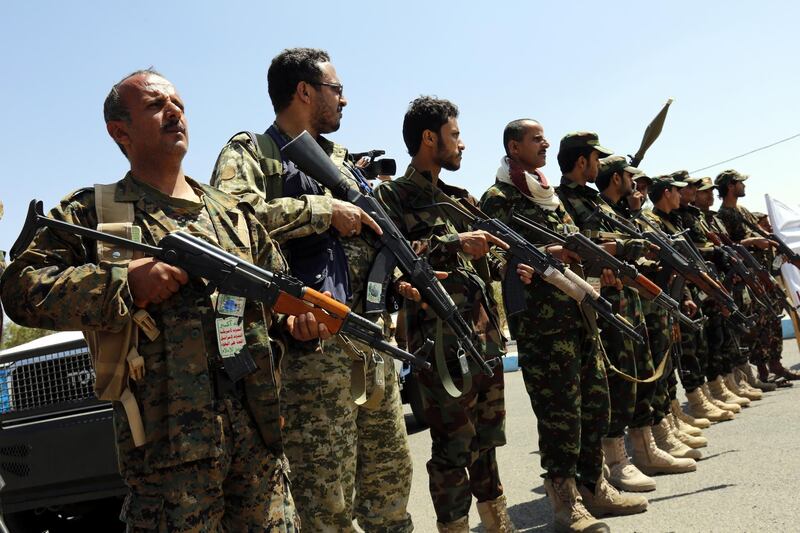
[677,290,708,393]
[702,300,738,378]
[600,287,650,436]
[736,287,784,365]
[642,300,673,423]
[280,339,413,533]
[418,351,506,523]
[120,397,298,532]
[517,326,609,483]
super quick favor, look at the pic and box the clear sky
[2,1,800,254]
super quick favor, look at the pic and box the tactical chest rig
[241,131,386,408]
[87,183,158,447]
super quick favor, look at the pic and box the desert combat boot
[543,478,610,533]
[629,425,697,475]
[476,494,518,533]
[578,476,648,517]
[725,372,762,401]
[709,375,750,407]
[666,414,707,448]
[437,516,469,533]
[738,363,776,392]
[705,380,743,412]
[670,399,707,435]
[602,436,656,492]
[686,387,734,422]
[652,418,703,460]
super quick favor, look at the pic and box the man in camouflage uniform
[373,98,517,533]
[715,169,800,383]
[671,171,751,413]
[595,157,708,479]
[0,70,305,531]
[481,119,622,532]
[617,177,703,475]
[210,48,414,532]
[693,179,768,398]
[556,134,697,481]
[643,177,740,430]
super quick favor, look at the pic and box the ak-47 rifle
[740,216,800,269]
[10,200,431,371]
[511,213,702,332]
[281,131,493,377]
[706,226,795,316]
[589,207,756,331]
[432,199,644,344]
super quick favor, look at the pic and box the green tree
[1,320,52,350]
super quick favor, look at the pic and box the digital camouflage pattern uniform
[212,131,412,533]
[480,177,610,484]
[556,177,653,435]
[0,174,299,531]
[374,166,507,524]
[717,204,784,368]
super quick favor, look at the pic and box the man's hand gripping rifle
[11,200,431,370]
[280,131,493,377]
[444,200,644,344]
[590,207,756,332]
[511,213,702,332]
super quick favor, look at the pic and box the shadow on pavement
[697,449,740,461]
[648,483,735,503]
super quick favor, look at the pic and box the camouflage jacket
[212,129,380,315]
[0,174,286,472]
[556,177,649,263]
[211,129,334,246]
[480,179,585,337]
[674,204,714,257]
[373,166,505,360]
[717,204,774,268]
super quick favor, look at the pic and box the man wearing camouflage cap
[715,170,800,383]
[671,170,752,419]
[693,179,769,398]
[624,177,715,470]
[593,156,687,490]
[555,134,652,511]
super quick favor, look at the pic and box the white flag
[764,194,800,308]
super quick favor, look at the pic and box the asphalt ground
[398,339,800,533]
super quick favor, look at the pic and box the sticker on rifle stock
[215,316,247,357]
[217,294,246,317]
[366,282,383,304]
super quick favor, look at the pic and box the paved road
[399,340,800,532]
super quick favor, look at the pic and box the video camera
[349,150,397,180]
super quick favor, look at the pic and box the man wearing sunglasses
[211,48,413,532]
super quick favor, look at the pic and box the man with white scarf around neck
[481,119,645,533]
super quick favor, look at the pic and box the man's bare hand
[743,237,771,250]
[127,257,189,308]
[396,271,449,301]
[545,244,581,264]
[330,199,383,238]
[517,263,535,285]
[600,267,623,290]
[683,299,698,317]
[286,312,332,342]
[459,230,508,259]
